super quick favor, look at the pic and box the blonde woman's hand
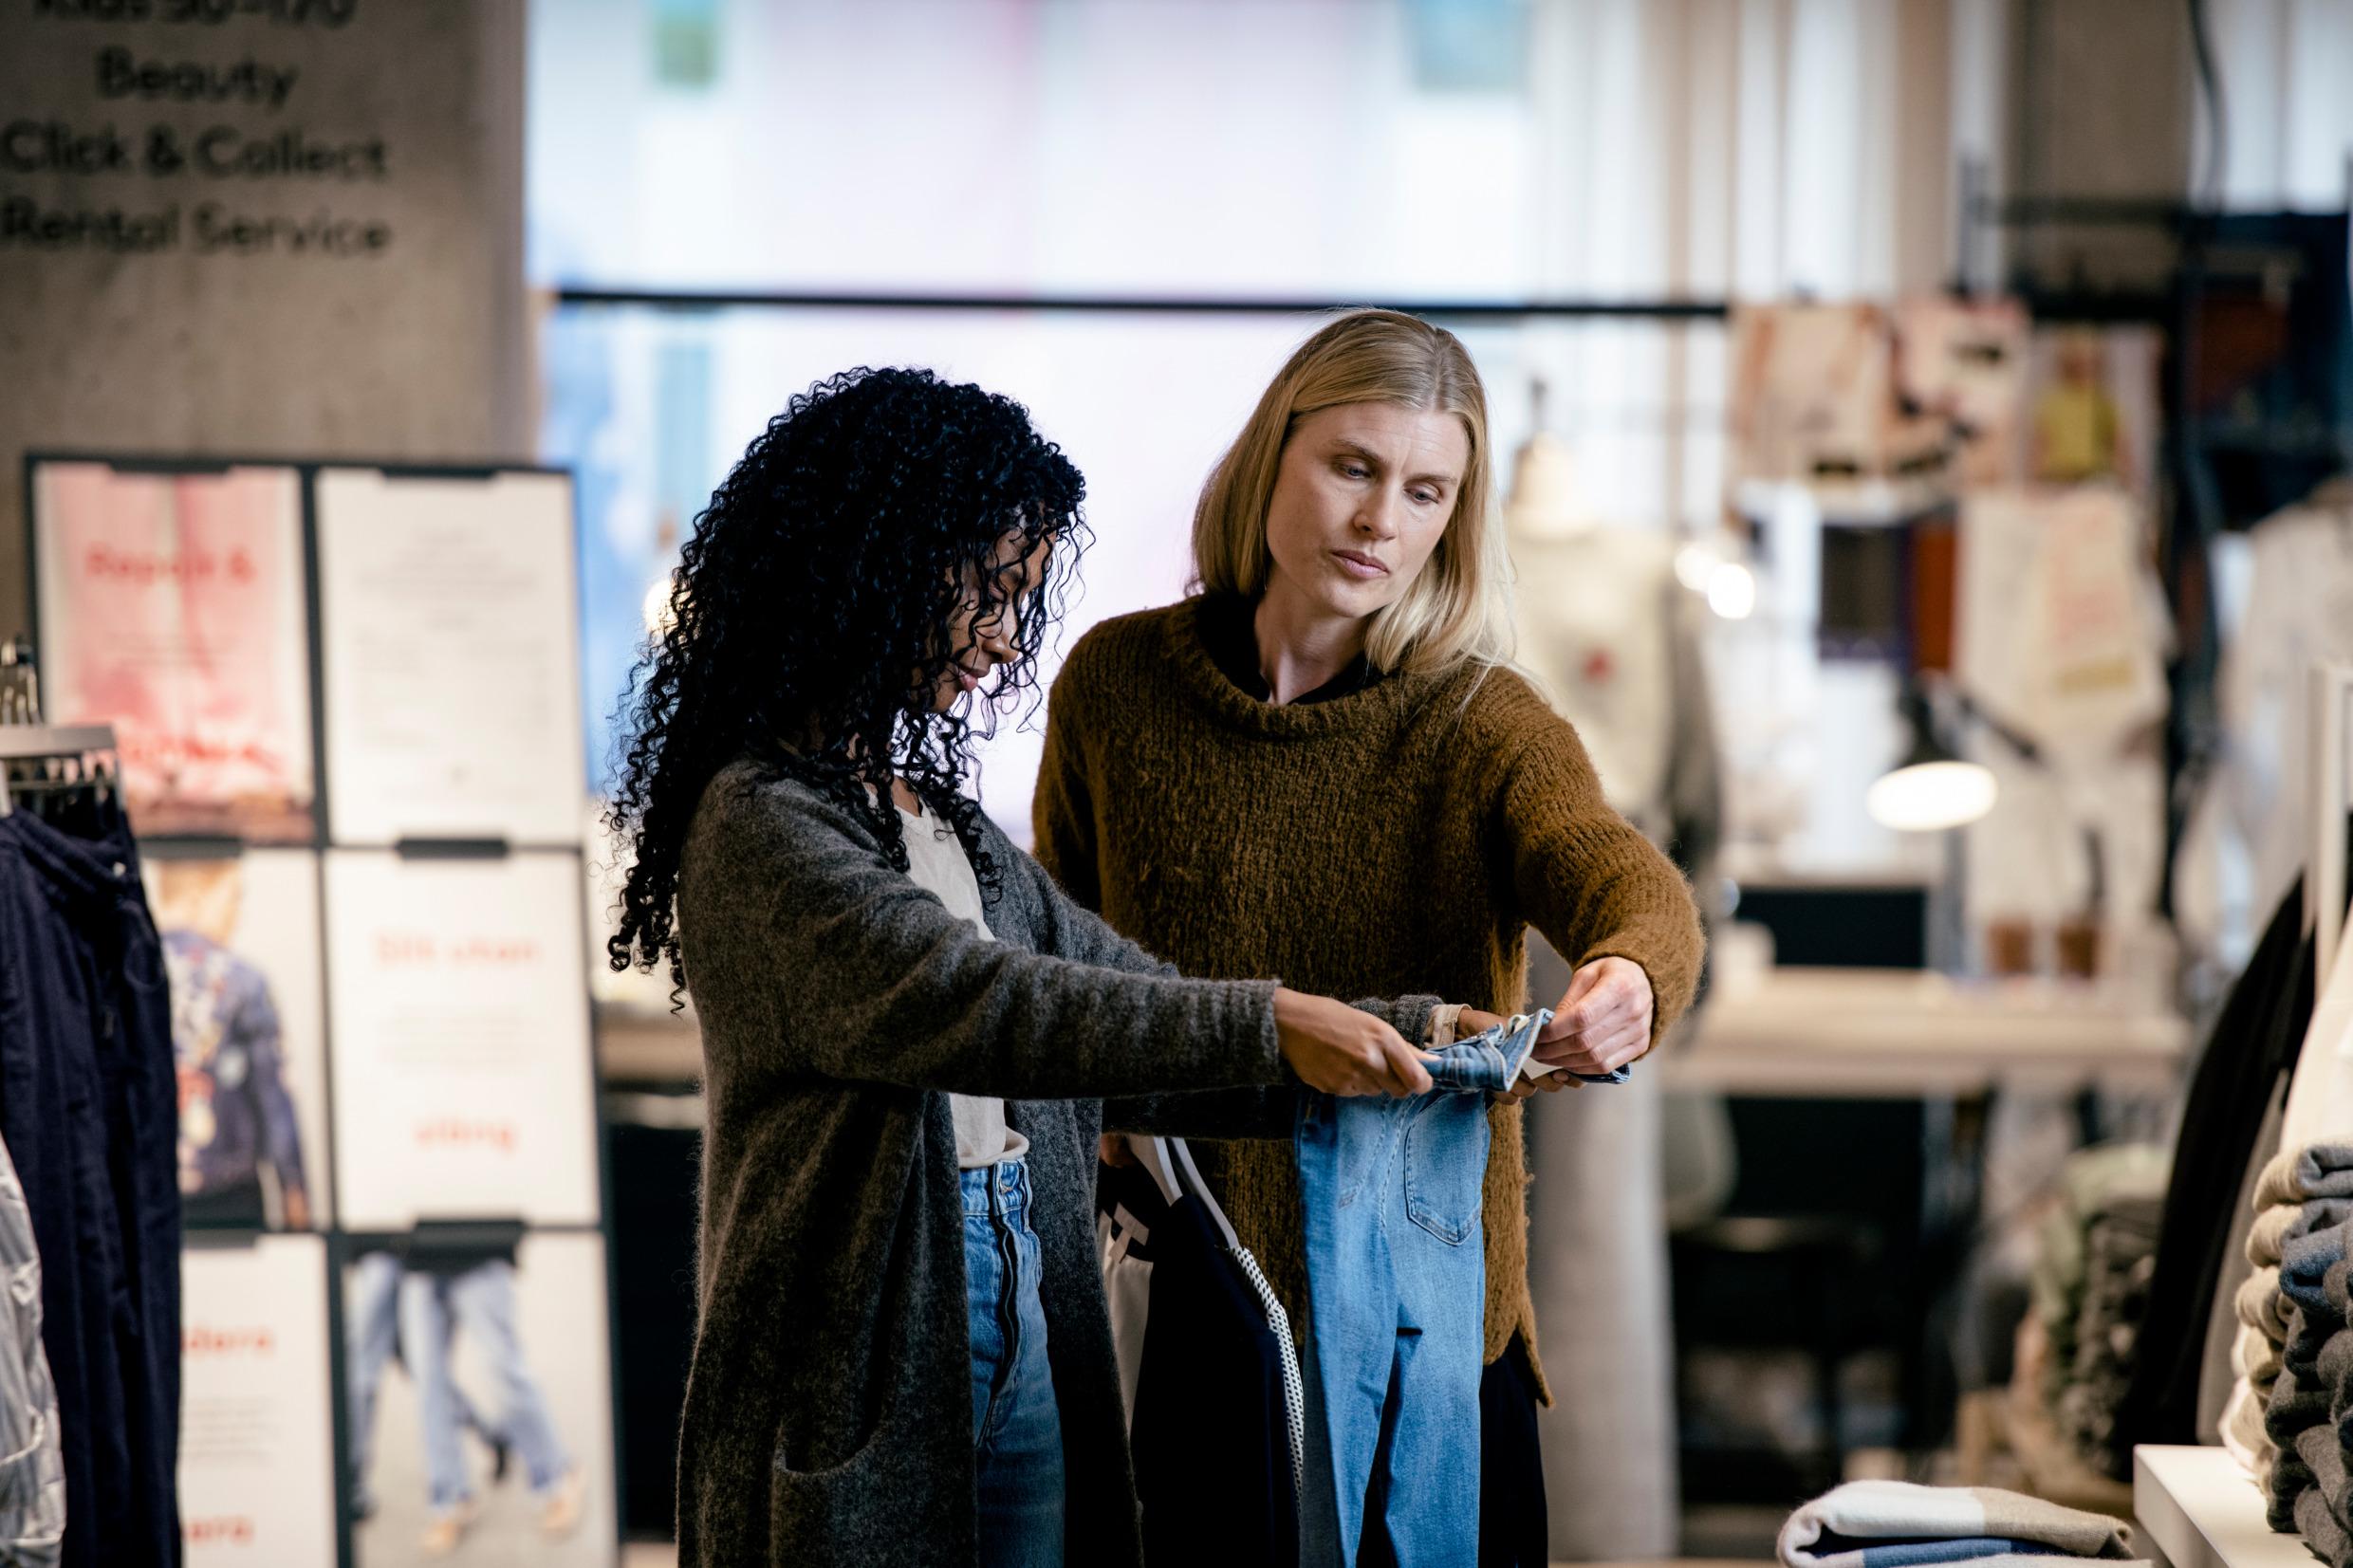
[1533,956,1654,1077]
[1274,988,1435,1098]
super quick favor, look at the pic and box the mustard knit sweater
[1034,598,1706,1398]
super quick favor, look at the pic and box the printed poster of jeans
[343,1231,616,1565]
[180,1234,339,1567]
[31,461,316,841]
[324,850,601,1230]
[143,850,331,1230]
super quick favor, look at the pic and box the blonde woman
[1034,310,1705,1562]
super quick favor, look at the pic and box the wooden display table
[1666,968,2194,1098]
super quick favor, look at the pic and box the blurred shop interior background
[9,0,2353,1564]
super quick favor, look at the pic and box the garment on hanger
[2112,879,2314,1460]
[1099,1140,1300,1566]
[1510,524,1720,862]
[1728,304,1936,484]
[1955,486,2170,766]
[0,802,179,1568]
[0,1129,64,1567]
[2176,489,2353,958]
[1297,1013,1553,1567]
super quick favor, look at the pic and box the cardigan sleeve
[1498,705,1707,1048]
[680,774,1284,1100]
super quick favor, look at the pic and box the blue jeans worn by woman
[965,1157,1065,1567]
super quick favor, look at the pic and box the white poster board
[346,1232,617,1567]
[32,462,315,841]
[145,850,332,1229]
[179,1235,340,1568]
[325,852,599,1229]
[1955,485,2169,762]
[315,469,584,846]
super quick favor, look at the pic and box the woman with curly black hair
[606,366,1441,1567]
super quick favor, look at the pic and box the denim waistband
[960,1155,1032,1219]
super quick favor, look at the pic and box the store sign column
[0,0,528,643]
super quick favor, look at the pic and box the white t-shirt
[897,803,1029,1170]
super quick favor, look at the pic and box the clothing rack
[2307,662,2353,975]
[0,639,118,817]
[550,286,1733,320]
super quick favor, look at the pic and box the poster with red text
[325,851,598,1229]
[179,1234,339,1567]
[32,462,314,840]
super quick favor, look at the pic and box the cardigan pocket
[768,1437,923,1566]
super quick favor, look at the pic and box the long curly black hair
[605,366,1088,995]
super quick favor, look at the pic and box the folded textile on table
[1777,1482,2145,1568]
[2258,1147,2353,1213]
[2326,1330,2353,1460]
[2295,1478,2351,1568]
[2293,1422,2353,1568]
[2031,1147,2172,1417]
[2236,1263,2294,1483]
[2259,1204,2313,1268]
[2271,1309,2340,1534]
[2058,1193,2166,1475]
[2249,1266,2297,1343]
[2227,1374,2279,1480]
[2325,1257,2353,1340]
[2286,1220,2353,1323]
[2250,1318,2291,1386]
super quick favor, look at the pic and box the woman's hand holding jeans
[1446,1006,1574,1101]
[1273,988,1435,1098]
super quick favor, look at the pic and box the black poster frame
[22,452,621,1568]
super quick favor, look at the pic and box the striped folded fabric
[1778,1483,2145,1568]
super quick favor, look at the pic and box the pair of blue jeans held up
[1296,1010,1568,1565]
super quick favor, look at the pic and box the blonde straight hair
[1193,308,1515,678]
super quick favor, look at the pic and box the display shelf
[2134,1445,2310,1568]
[1664,967,2192,1098]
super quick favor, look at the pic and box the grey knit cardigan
[673,762,1432,1565]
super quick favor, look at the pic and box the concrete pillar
[0,0,531,644]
